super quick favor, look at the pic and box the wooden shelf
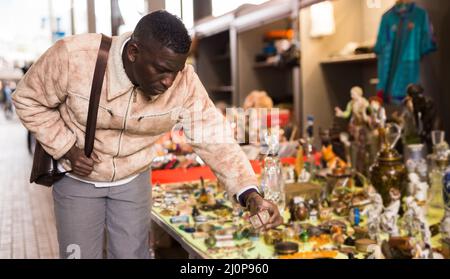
[210,86,234,93]
[253,61,298,69]
[321,53,377,65]
[253,61,280,68]
[212,54,231,62]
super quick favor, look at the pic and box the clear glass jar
[260,155,286,213]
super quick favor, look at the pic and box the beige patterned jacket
[12,32,257,198]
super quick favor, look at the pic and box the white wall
[361,0,395,44]
[299,0,395,137]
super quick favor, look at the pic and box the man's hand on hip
[63,145,100,177]
[246,192,283,230]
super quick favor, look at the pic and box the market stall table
[148,160,447,259]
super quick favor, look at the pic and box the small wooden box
[284,182,323,204]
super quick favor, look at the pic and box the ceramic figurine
[284,165,296,184]
[408,173,429,206]
[362,186,383,241]
[321,145,347,170]
[295,144,311,182]
[405,84,442,151]
[335,86,370,174]
[412,243,431,259]
[406,159,416,174]
[416,159,428,180]
[368,96,387,130]
[366,244,385,260]
[365,96,386,167]
[404,196,432,248]
[380,188,401,237]
[403,198,419,237]
[441,167,450,239]
[339,132,352,168]
[335,86,370,129]
[443,166,450,208]
[297,169,311,183]
[406,158,427,176]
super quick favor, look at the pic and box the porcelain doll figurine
[368,96,387,130]
[404,196,432,248]
[403,197,419,237]
[335,86,370,126]
[441,167,450,239]
[365,96,386,168]
[412,242,445,259]
[362,186,383,241]
[380,188,401,237]
[366,244,385,260]
[298,169,311,183]
[335,86,370,174]
[408,173,429,206]
[335,86,370,141]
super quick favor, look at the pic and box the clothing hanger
[396,0,412,4]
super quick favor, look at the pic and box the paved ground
[0,110,59,259]
[0,108,188,259]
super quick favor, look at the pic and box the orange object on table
[151,158,296,185]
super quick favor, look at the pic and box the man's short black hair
[132,10,191,54]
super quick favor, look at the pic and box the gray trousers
[52,172,151,259]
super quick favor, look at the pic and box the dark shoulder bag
[30,34,112,187]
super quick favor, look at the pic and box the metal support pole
[87,0,96,33]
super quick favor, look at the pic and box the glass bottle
[260,130,286,214]
[198,177,208,204]
[304,115,316,179]
[441,167,450,239]
[428,131,449,211]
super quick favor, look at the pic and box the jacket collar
[107,32,134,101]
[394,2,415,16]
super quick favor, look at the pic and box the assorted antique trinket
[370,124,407,206]
[151,93,449,259]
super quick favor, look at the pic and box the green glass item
[205,235,217,248]
[300,230,309,243]
[233,227,250,240]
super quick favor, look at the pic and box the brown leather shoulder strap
[84,34,112,157]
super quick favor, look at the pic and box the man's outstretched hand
[246,192,283,230]
[63,145,100,177]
